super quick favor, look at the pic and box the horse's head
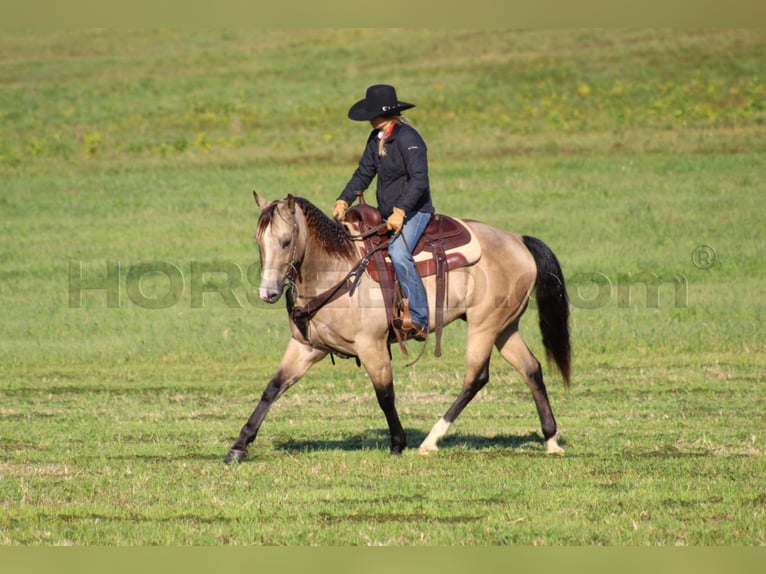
[253,192,303,304]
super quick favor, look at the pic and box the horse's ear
[286,194,296,214]
[253,191,270,211]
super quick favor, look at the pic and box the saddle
[343,199,481,357]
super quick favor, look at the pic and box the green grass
[1,29,765,545]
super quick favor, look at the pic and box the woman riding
[333,84,434,341]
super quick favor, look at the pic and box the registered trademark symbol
[692,245,717,269]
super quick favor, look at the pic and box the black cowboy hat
[348,84,415,121]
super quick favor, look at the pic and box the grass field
[1,29,765,545]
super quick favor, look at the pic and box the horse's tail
[522,235,571,387]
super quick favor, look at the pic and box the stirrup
[392,299,427,343]
[398,298,414,331]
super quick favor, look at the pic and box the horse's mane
[258,196,356,261]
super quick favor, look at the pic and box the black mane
[258,196,356,261]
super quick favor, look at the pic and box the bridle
[286,237,390,337]
[263,211,390,343]
[258,207,302,289]
[262,204,424,363]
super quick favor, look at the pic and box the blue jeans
[387,210,431,329]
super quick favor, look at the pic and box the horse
[224,193,571,463]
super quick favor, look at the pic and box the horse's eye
[281,238,291,249]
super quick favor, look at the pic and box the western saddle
[343,195,480,357]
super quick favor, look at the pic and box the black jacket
[339,122,434,218]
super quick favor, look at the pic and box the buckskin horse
[224,193,571,463]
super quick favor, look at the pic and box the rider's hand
[332,199,349,221]
[386,207,406,235]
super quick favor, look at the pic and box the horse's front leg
[224,338,326,463]
[357,339,407,455]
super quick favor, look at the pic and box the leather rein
[284,222,389,343]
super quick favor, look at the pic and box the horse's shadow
[274,429,560,454]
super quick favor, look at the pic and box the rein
[285,234,389,340]
[282,213,421,363]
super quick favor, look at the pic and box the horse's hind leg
[418,333,494,455]
[496,326,563,454]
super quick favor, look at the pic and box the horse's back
[464,219,536,273]
[460,219,538,317]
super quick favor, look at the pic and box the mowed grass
[1,29,765,545]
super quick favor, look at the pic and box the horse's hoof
[545,436,565,455]
[418,445,438,456]
[224,448,247,464]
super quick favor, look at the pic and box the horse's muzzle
[259,287,282,304]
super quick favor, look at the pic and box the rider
[333,84,434,341]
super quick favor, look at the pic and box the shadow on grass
[274,429,558,454]
[92,432,563,463]
[102,452,227,463]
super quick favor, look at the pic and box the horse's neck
[296,237,353,297]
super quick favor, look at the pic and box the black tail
[522,235,572,386]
